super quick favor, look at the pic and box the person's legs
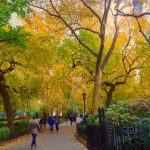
[51,125,53,132]
[40,124,42,132]
[34,134,37,147]
[31,134,37,148]
[55,123,59,132]
[32,134,37,147]
[31,134,34,148]
[41,124,44,132]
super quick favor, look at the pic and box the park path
[0,122,85,150]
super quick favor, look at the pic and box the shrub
[0,122,7,128]
[86,115,99,125]
[0,127,11,141]
[19,121,29,134]
[122,136,150,150]
[85,100,150,124]
[105,101,150,123]
[106,102,132,123]
[128,100,150,118]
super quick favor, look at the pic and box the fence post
[118,118,123,150]
[98,107,105,150]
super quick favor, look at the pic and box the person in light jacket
[29,117,40,149]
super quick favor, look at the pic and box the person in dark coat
[54,115,60,132]
[69,115,73,125]
[39,117,45,132]
[48,116,54,132]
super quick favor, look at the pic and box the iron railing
[76,108,150,150]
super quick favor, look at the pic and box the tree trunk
[0,75,14,130]
[106,87,115,108]
[92,69,102,115]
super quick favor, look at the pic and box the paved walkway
[1,123,85,150]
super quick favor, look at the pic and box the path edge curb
[74,134,87,147]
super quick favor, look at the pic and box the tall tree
[30,0,150,114]
[0,0,30,129]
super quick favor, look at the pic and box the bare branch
[30,2,98,57]
[136,18,150,45]
[29,3,59,17]
[12,86,36,93]
[121,30,132,73]
[1,59,23,74]
[116,11,150,18]
[114,1,150,19]
[124,54,131,67]
[80,0,102,24]
[96,0,113,72]
[130,51,145,68]
[74,27,100,37]
[101,15,119,70]
[113,66,143,81]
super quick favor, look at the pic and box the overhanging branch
[80,0,102,24]
[30,2,98,57]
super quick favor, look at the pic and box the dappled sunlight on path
[0,122,86,150]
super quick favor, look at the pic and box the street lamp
[82,92,86,115]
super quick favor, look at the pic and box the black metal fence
[103,122,150,150]
[76,108,150,150]
[76,123,86,139]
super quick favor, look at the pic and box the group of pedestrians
[48,115,59,132]
[29,115,60,149]
[29,113,89,149]
[68,113,87,125]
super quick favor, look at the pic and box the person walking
[48,116,54,132]
[29,117,40,149]
[39,117,45,132]
[54,115,60,132]
[69,114,73,125]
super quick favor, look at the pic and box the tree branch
[12,86,36,93]
[116,11,150,18]
[80,0,102,24]
[136,18,150,45]
[114,1,150,19]
[101,15,119,70]
[29,3,59,17]
[1,59,23,74]
[30,2,98,57]
[74,27,100,37]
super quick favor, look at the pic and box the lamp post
[82,92,86,115]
